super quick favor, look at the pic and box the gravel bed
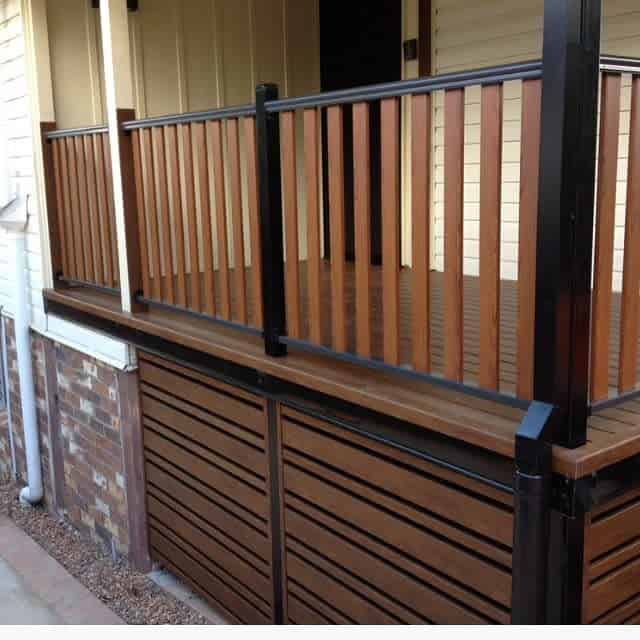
[0,481,209,625]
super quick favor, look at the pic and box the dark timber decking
[44,261,640,479]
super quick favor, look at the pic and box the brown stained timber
[304,108,323,346]
[152,126,175,304]
[327,105,347,352]
[56,138,76,279]
[141,127,162,301]
[479,84,503,391]
[353,102,372,358]
[281,409,513,624]
[83,134,103,285]
[381,98,401,367]
[227,118,248,325]
[584,490,640,623]
[93,134,114,287]
[244,117,264,329]
[411,94,431,372]
[74,136,94,283]
[517,79,542,401]
[193,122,216,317]
[102,131,121,286]
[591,73,622,402]
[181,123,202,313]
[138,352,274,624]
[165,125,188,307]
[40,124,64,280]
[210,120,232,321]
[618,75,640,394]
[444,89,465,382]
[66,136,85,281]
[281,111,302,339]
[131,130,151,297]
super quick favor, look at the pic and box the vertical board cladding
[129,0,320,118]
[278,407,514,625]
[138,351,275,624]
[0,0,45,328]
[431,0,640,288]
[584,487,640,624]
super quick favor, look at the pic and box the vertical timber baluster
[479,84,503,391]
[353,102,372,359]
[444,89,465,382]
[411,94,431,373]
[619,76,640,394]
[517,79,542,401]
[591,73,621,402]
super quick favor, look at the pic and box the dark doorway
[319,0,402,264]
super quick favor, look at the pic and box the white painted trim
[21,0,53,289]
[99,0,135,313]
[84,1,105,125]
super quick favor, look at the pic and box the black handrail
[265,60,543,112]
[121,103,256,131]
[600,54,640,73]
[45,124,109,140]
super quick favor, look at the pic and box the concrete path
[0,515,122,625]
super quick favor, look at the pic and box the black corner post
[511,402,555,624]
[256,84,287,357]
[534,0,602,448]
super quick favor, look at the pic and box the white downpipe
[12,232,42,505]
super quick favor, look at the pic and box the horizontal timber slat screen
[590,64,640,405]
[267,64,543,402]
[138,351,275,623]
[124,106,263,332]
[43,125,119,291]
[280,406,514,624]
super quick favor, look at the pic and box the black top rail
[45,124,109,140]
[265,60,543,112]
[600,54,640,74]
[121,103,256,131]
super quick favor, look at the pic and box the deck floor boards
[45,260,640,478]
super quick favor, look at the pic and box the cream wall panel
[253,0,285,90]
[219,0,253,106]
[46,0,104,128]
[432,0,640,288]
[182,0,217,111]
[136,0,180,116]
[0,0,131,366]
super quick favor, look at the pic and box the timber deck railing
[121,106,264,334]
[42,56,640,413]
[262,61,543,408]
[42,124,119,292]
[590,56,640,410]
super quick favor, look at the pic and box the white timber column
[22,0,56,289]
[99,0,145,313]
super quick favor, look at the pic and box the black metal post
[534,0,602,448]
[256,84,287,357]
[511,402,555,624]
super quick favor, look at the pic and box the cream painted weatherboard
[431,0,640,288]
[0,0,129,368]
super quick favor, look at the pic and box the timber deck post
[256,84,287,357]
[512,0,602,624]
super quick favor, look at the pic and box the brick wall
[56,343,130,555]
[0,315,149,569]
